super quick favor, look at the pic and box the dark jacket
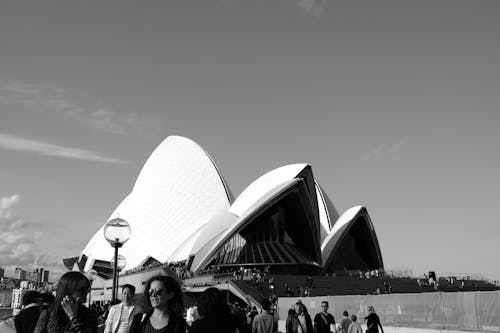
[189,314,248,333]
[15,305,43,333]
[286,313,313,333]
[364,313,383,333]
[33,306,98,333]
[129,311,187,333]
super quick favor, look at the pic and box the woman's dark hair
[197,287,229,317]
[142,275,184,315]
[51,271,90,325]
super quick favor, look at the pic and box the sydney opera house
[73,136,384,277]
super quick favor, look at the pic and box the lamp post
[110,254,127,300]
[104,217,131,301]
[86,269,98,306]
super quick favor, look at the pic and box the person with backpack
[313,301,335,333]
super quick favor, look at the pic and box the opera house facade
[78,136,384,276]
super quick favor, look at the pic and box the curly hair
[142,275,184,315]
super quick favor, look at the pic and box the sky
[0,0,499,282]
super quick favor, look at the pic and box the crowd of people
[121,260,190,280]
[286,300,384,333]
[284,300,383,333]
[283,276,315,298]
[11,270,385,333]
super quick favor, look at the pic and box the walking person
[287,302,313,333]
[247,306,259,329]
[189,287,248,333]
[129,275,187,333]
[338,311,351,333]
[313,301,335,333]
[347,315,362,333]
[252,299,277,333]
[104,284,143,333]
[15,290,43,333]
[364,306,384,333]
[34,271,98,333]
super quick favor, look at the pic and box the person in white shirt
[347,315,363,333]
[104,284,143,333]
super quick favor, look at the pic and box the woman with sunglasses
[129,275,187,333]
[34,271,98,333]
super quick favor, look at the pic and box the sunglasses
[148,288,164,297]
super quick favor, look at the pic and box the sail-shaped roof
[81,136,232,271]
[78,137,383,275]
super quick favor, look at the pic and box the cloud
[0,195,39,264]
[1,194,20,214]
[0,82,65,96]
[216,0,328,17]
[296,0,328,17]
[0,81,164,137]
[0,133,128,164]
[83,108,151,136]
[0,195,67,278]
[361,146,384,162]
[389,140,409,154]
[359,140,409,163]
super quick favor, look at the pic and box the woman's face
[69,279,89,304]
[149,280,174,309]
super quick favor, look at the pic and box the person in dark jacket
[287,302,313,333]
[15,290,43,333]
[129,275,187,333]
[364,306,384,333]
[34,271,98,333]
[189,287,248,333]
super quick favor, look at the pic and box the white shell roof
[320,205,383,269]
[315,183,340,241]
[189,163,342,271]
[228,164,308,216]
[82,136,232,271]
[190,179,301,272]
[321,205,363,253]
[227,163,339,236]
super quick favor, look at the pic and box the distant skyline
[0,0,499,281]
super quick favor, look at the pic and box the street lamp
[104,217,131,301]
[110,254,127,299]
[86,269,98,306]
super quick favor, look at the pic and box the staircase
[235,275,500,297]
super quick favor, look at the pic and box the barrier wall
[277,291,500,332]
